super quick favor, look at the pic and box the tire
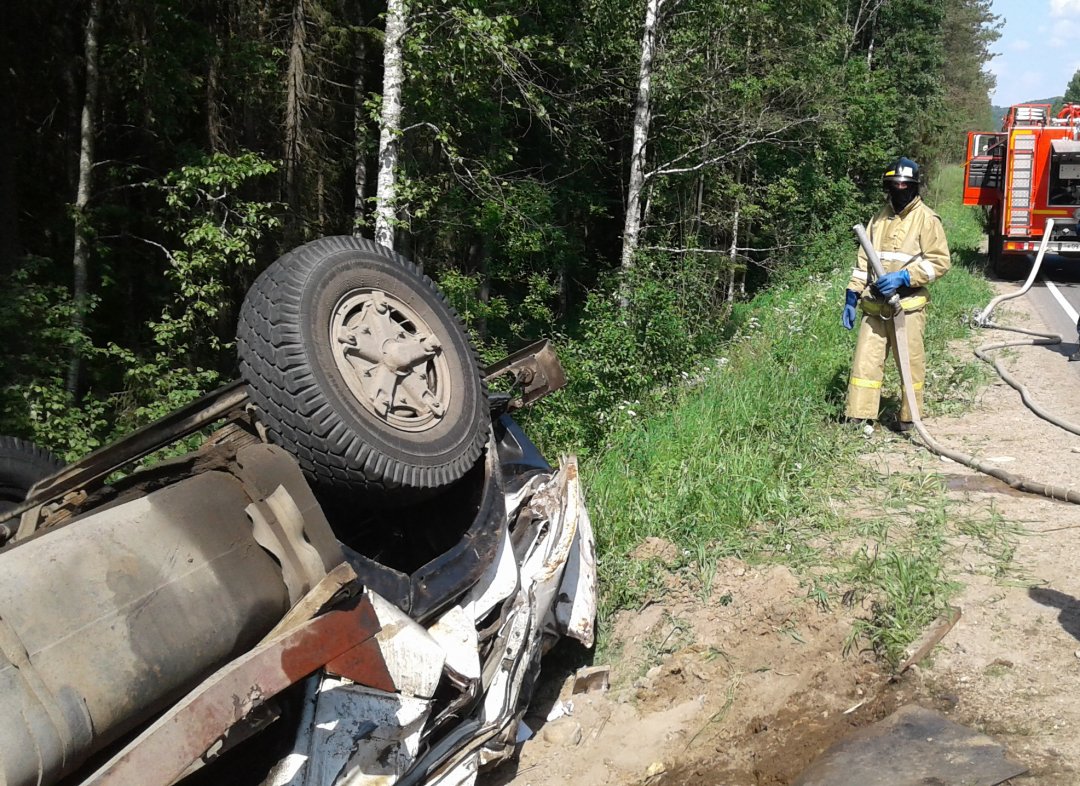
[987,230,1003,270]
[238,236,489,495]
[992,251,1030,281]
[988,227,1031,280]
[0,437,65,515]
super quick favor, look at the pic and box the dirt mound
[490,561,904,785]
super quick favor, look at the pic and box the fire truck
[964,102,1080,277]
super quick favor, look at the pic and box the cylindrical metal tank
[0,469,290,786]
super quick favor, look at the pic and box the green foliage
[844,501,957,664]
[0,152,279,454]
[1065,69,1080,105]
[521,250,729,456]
[940,0,1001,158]
[0,258,115,458]
[153,151,280,354]
[122,151,281,426]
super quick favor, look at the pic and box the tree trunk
[285,0,307,239]
[67,0,102,396]
[727,207,739,302]
[620,0,664,279]
[207,28,225,152]
[375,0,406,249]
[240,0,268,152]
[468,234,491,340]
[316,169,327,232]
[353,0,370,235]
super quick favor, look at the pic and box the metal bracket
[483,339,566,411]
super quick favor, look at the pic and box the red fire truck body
[964,103,1080,273]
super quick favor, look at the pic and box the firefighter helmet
[883,157,920,187]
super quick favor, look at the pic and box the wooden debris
[896,606,962,676]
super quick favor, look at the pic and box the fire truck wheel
[0,437,65,515]
[987,231,1003,266]
[237,236,489,497]
[992,253,1030,281]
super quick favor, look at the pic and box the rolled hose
[859,218,1080,504]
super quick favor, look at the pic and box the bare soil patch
[487,281,1080,786]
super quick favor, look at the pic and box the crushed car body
[0,235,597,786]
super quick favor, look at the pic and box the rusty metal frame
[79,595,393,786]
[482,339,566,411]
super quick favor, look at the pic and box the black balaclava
[888,184,918,214]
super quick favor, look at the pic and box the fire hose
[854,218,1080,504]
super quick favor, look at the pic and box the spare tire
[0,437,65,515]
[238,236,489,495]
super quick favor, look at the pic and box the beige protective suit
[845,195,951,422]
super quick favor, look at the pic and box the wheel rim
[330,289,452,433]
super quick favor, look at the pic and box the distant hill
[991,96,1065,129]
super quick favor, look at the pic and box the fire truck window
[971,134,1004,159]
[1049,156,1080,206]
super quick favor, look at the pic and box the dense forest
[0,0,999,459]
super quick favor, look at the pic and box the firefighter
[841,157,951,431]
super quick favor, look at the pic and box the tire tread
[237,236,488,494]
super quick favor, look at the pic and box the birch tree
[67,0,102,395]
[374,0,406,249]
[620,0,666,275]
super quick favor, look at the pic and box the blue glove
[871,269,910,298]
[842,289,858,330]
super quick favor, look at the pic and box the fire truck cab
[964,103,1080,277]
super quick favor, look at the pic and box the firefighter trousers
[845,308,926,422]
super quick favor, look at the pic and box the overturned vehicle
[0,237,596,786]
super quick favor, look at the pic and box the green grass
[927,165,988,254]
[840,480,959,662]
[587,165,997,665]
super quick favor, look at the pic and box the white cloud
[1051,0,1080,16]
[1049,19,1079,46]
[1009,39,1032,52]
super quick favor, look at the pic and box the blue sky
[989,0,1080,107]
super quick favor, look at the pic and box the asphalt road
[1011,254,1080,356]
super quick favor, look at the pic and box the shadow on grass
[952,246,989,274]
[826,368,849,417]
